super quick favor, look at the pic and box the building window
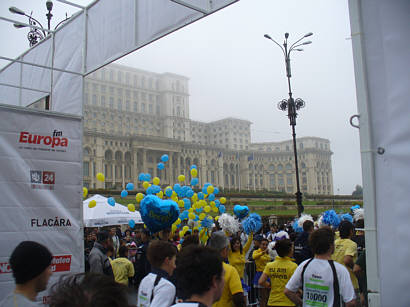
[269,174,275,187]
[83,162,89,177]
[118,99,122,110]
[278,174,284,185]
[286,163,292,170]
[134,102,138,112]
[269,164,275,171]
[84,93,89,104]
[287,176,293,185]
[278,164,283,171]
[92,94,97,105]
[142,103,146,112]
[109,97,114,108]
[149,104,153,114]
[109,70,114,81]
[118,71,122,83]
[126,100,130,111]
[101,96,106,107]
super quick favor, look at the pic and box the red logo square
[42,171,55,184]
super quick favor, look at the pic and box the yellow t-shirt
[110,257,135,286]
[213,262,243,307]
[228,233,253,279]
[263,256,297,306]
[331,238,359,289]
[253,248,271,272]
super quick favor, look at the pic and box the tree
[352,185,363,196]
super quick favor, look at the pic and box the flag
[217,152,222,158]
[236,152,240,160]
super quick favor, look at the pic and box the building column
[133,150,138,185]
[142,149,147,173]
[112,164,115,188]
[217,159,224,189]
[122,163,125,188]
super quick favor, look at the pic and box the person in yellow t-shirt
[208,231,245,307]
[228,232,253,279]
[110,246,135,286]
[331,221,360,297]
[253,238,271,307]
[259,239,297,307]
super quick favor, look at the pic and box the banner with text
[0,104,83,303]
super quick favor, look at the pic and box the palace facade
[83,63,333,195]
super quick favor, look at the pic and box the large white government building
[83,63,333,195]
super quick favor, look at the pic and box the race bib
[304,280,329,307]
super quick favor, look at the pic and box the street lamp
[9,1,69,47]
[264,32,313,217]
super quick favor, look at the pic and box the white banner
[0,104,83,303]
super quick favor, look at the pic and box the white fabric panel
[52,14,84,115]
[0,61,21,106]
[359,0,410,305]
[0,105,83,301]
[86,0,136,73]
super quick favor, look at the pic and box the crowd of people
[1,214,366,307]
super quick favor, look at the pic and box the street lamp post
[264,32,313,217]
[9,1,69,47]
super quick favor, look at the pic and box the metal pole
[291,123,303,216]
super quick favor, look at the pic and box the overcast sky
[0,0,362,194]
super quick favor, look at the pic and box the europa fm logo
[0,255,72,274]
[18,130,68,150]
[30,170,55,190]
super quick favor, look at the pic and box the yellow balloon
[188,208,194,213]
[136,193,144,202]
[190,168,198,178]
[88,200,96,208]
[172,191,177,197]
[188,212,196,220]
[172,196,179,202]
[171,224,177,233]
[157,191,163,198]
[175,218,181,225]
[178,200,185,207]
[220,197,227,204]
[208,215,214,221]
[178,174,185,182]
[96,172,105,182]
[207,185,214,194]
[143,181,150,189]
[183,226,189,232]
[215,216,220,221]
[153,177,160,185]
[192,193,198,202]
[199,213,206,220]
[210,201,216,207]
[179,230,184,238]
[83,187,88,198]
[204,206,211,213]
[128,204,135,212]
[199,200,207,207]
[212,206,219,213]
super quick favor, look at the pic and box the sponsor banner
[0,105,83,301]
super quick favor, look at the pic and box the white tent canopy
[83,194,142,227]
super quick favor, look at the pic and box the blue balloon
[128,219,136,228]
[219,205,226,213]
[165,187,173,197]
[138,173,145,181]
[121,190,128,198]
[190,164,197,170]
[233,205,249,219]
[173,184,182,194]
[157,162,165,170]
[107,197,116,206]
[180,210,189,220]
[190,178,199,186]
[144,173,151,182]
[161,154,169,162]
[126,182,134,191]
[204,182,212,188]
[202,187,208,194]
[198,192,204,200]
[140,195,180,233]
[146,186,154,195]
[214,187,219,195]
[151,185,161,194]
[186,188,194,198]
[183,198,191,210]
[196,207,203,213]
[208,193,215,201]
[215,199,221,208]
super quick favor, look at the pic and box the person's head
[91,232,97,241]
[230,235,243,253]
[118,246,129,258]
[303,220,314,233]
[125,230,131,237]
[193,228,199,236]
[141,229,150,242]
[254,234,263,249]
[134,228,141,239]
[10,241,53,293]
[270,224,277,233]
[278,224,285,231]
[207,231,230,259]
[274,239,293,257]
[339,221,354,239]
[96,230,111,249]
[147,240,177,275]
[159,228,171,241]
[309,227,335,256]
[176,246,224,303]
[49,273,130,307]
[110,227,117,236]
[355,219,364,229]
[260,238,269,251]
[181,234,199,249]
